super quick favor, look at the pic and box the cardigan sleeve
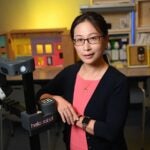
[94,75,129,142]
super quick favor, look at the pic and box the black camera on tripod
[0,57,59,150]
[21,98,59,135]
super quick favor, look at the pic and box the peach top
[70,74,100,150]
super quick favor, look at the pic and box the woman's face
[73,20,108,65]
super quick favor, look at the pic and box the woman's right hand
[53,95,79,125]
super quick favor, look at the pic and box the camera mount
[0,57,58,150]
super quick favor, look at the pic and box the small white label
[0,87,6,100]
[20,66,26,73]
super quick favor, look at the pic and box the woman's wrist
[75,115,90,129]
[74,115,82,126]
[75,115,95,135]
[82,116,91,130]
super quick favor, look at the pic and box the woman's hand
[53,95,79,125]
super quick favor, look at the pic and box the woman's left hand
[53,95,79,125]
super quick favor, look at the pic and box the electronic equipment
[0,57,41,150]
[0,57,35,76]
[0,56,59,150]
[21,98,58,136]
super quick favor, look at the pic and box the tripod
[0,73,13,150]
[0,101,3,150]
[0,57,41,150]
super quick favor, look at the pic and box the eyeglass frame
[73,35,104,46]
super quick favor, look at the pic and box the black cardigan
[36,62,129,150]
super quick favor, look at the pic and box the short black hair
[70,11,108,40]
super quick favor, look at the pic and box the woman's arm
[75,116,95,135]
[39,93,79,125]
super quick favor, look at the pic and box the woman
[36,12,129,150]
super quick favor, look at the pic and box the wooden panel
[6,28,74,69]
[137,0,150,28]
[127,45,149,67]
[61,31,75,67]
[102,12,130,29]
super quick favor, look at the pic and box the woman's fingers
[63,108,73,124]
[59,111,66,123]
[55,96,78,125]
[58,105,77,125]
[67,104,79,121]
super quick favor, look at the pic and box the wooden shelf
[93,0,131,5]
[80,3,135,13]
[136,27,150,33]
[136,0,150,28]
[0,28,75,69]
[9,28,66,34]
[109,28,130,35]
